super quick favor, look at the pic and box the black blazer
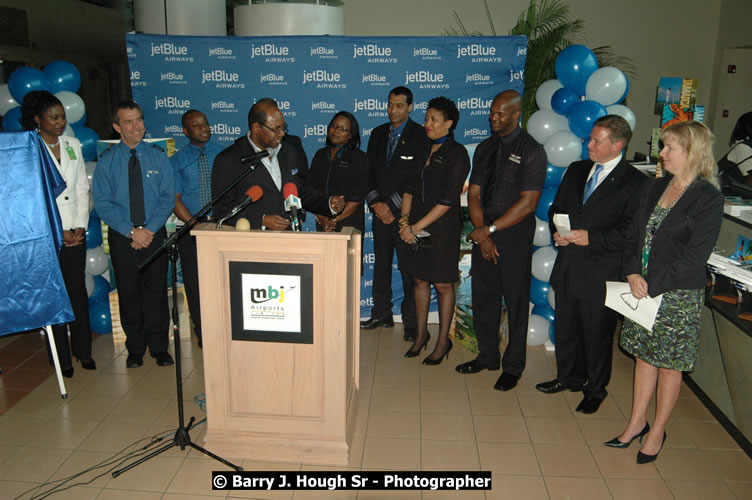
[211,136,329,229]
[366,118,429,216]
[548,158,649,300]
[622,176,724,297]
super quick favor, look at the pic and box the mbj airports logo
[154,96,191,114]
[456,43,502,63]
[160,71,187,85]
[250,43,295,63]
[201,70,245,89]
[209,47,236,60]
[413,47,441,60]
[352,43,398,63]
[354,98,387,118]
[150,42,194,62]
[302,70,346,89]
[310,46,337,59]
[241,274,301,332]
[404,70,448,90]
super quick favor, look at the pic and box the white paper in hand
[553,213,572,237]
[605,281,663,331]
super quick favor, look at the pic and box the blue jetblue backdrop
[126,34,527,318]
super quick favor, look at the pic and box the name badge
[66,146,77,161]
[508,154,521,164]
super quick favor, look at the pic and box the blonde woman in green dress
[605,121,723,464]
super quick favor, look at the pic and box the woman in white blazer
[21,90,95,377]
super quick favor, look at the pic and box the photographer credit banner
[126,33,527,318]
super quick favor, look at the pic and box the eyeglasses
[257,121,288,135]
[330,125,351,133]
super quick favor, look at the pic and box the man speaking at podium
[211,98,343,229]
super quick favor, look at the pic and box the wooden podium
[192,224,360,465]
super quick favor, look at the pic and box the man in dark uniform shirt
[460,90,547,391]
[361,86,429,341]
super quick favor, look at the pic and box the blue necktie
[197,148,211,207]
[583,163,604,202]
[386,128,399,166]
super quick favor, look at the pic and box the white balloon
[544,130,582,167]
[85,246,108,275]
[55,90,85,124]
[88,194,94,213]
[63,124,75,137]
[85,272,95,297]
[0,84,19,116]
[547,286,555,310]
[535,79,563,110]
[527,314,550,346]
[534,217,551,247]
[531,245,558,282]
[85,161,97,185]
[527,109,569,145]
[606,104,637,134]
[586,67,628,106]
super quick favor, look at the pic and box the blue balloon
[86,213,102,249]
[89,275,111,304]
[544,163,567,188]
[43,60,82,94]
[530,277,551,306]
[568,100,608,139]
[73,125,100,162]
[535,186,559,221]
[8,67,50,103]
[88,297,112,334]
[70,112,87,128]
[555,45,598,97]
[581,141,590,160]
[2,106,23,131]
[532,304,555,323]
[551,87,579,116]
[617,78,630,105]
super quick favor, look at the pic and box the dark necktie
[481,139,503,210]
[386,128,399,166]
[583,163,604,202]
[197,148,211,207]
[129,149,146,226]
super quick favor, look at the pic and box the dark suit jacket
[366,118,429,216]
[211,135,329,229]
[622,176,724,297]
[548,158,649,301]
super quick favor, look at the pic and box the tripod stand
[111,156,265,477]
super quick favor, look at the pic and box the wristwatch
[487,224,497,233]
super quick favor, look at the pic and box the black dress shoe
[637,432,667,464]
[403,327,417,341]
[61,366,74,378]
[154,352,174,367]
[575,396,603,414]
[604,422,650,448]
[126,354,144,368]
[78,358,97,370]
[360,317,394,330]
[493,372,519,391]
[535,379,583,394]
[455,359,500,374]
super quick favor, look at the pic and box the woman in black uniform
[399,97,470,364]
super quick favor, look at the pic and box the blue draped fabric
[0,131,74,335]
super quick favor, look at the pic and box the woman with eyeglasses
[606,121,723,464]
[398,96,470,365]
[307,111,368,234]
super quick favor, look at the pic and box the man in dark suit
[211,98,343,229]
[361,86,428,340]
[537,115,648,414]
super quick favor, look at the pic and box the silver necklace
[664,177,691,209]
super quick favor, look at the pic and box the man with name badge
[361,86,428,340]
[211,98,343,229]
[460,90,547,391]
[92,100,176,368]
[537,115,648,414]
[170,109,223,348]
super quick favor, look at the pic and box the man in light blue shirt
[170,109,223,347]
[92,100,175,369]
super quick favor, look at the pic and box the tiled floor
[0,324,750,499]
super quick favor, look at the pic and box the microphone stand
[112,156,265,477]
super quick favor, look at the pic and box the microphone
[240,148,274,164]
[223,185,264,221]
[283,182,302,232]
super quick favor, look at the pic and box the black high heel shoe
[422,340,453,365]
[604,422,650,448]
[404,333,431,358]
[77,358,97,370]
[636,431,667,464]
